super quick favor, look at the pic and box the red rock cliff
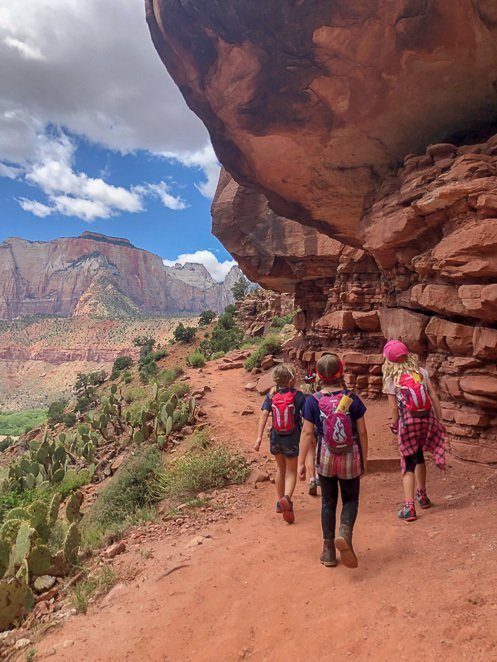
[0,232,238,318]
[147,0,497,463]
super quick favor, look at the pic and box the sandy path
[35,364,497,662]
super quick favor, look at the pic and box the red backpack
[271,390,297,435]
[399,372,432,416]
[313,391,355,455]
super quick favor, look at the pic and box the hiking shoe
[335,524,358,569]
[416,490,432,509]
[276,500,282,514]
[398,502,417,522]
[279,495,295,524]
[320,540,337,567]
[308,480,318,497]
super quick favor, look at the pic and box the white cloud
[13,131,189,221]
[18,197,52,217]
[143,181,188,211]
[4,36,44,60]
[0,0,215,195]
[163,250,237,283]
[0,162,22,179]
[164,145,220,199]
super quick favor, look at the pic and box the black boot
[319,539,337,567]
[335,524,358,568]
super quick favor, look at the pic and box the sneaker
[276,500,282,514]
[308,480,318,497]
[278,495,295,524]
[416,490,432,509]
[398,502,417,522]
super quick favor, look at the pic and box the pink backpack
[271,390,297,435]
[399,372,432,415]
[313,391,355,455]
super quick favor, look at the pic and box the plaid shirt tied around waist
[316,437,362,480]
[398,405,446,473]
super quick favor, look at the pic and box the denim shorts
[269,430,300,458]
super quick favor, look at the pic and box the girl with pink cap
[382,340,445,522]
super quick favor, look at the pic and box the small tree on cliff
[232,276,250,301]
[173,322,197,343]
[199,310,216,326]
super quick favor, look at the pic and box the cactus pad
[27,501,49,540]
[5,507,29,522]
[49,493,62,527]
[28,544,52,576]
[0,519,23,546]
[52,468,65,483]
[66,491,83,523]
[7,523,34,576]
[0,539,10,578]
[0,577,34,631]
[63,523,81,566]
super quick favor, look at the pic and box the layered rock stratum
[147,0,497,462]
[0,232,239,319]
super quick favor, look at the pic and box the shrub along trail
[35,360,497,661]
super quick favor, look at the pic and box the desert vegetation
[0,410,47,437]
[0,334,250,631]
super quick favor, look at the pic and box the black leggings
[319,474,360,541]
[404,448,425,473]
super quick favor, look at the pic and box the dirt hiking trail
[35,363,497,662]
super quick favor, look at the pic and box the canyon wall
[0,232,239,319]
[147,0,497,463]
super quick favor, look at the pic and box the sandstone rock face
[0,232,237,319]
[147,0,497,245]
[147,1,497,460]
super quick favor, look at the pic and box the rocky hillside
[0,232,240,319]
[147,1,497,463]
[0,316,198,410]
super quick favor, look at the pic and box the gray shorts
[269,430,300,458]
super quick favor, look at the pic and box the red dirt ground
[33,362,497,662]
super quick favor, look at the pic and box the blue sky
[0,0,236,280]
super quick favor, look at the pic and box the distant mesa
[0,232,241,320]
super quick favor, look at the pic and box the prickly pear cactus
[28,544,52,577]
[66,491,83,523]
[49,493,62,527]
[7,523,34,577]
[16,559,29,586]
[0,577,34,631]
[0,539,10,578]
[52,468,65,483]
[5,507,29,522]
[27,501,49,540]
[0,519,23,546]
[63,523,80,566]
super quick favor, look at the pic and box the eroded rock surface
[0,232,239,319]
[147,0,497,245]
[147,1,497,460]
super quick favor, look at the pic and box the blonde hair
[272,363,296,388]
[382,353,420,386]
[317,353,343,386]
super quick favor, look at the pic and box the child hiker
[254,364,306,524]
[298,353,368,569]
[382,340,446,522]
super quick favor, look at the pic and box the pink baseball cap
[383,339,409,363]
